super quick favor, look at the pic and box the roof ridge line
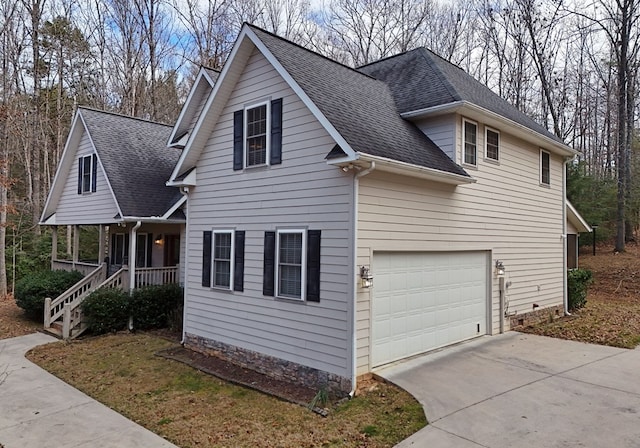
[245,22,378,81]
[417,49,462,102]
[77,106,174,128]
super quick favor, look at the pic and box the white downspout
[130,221,142,292]
[349,161,376,398]
[562,157,573,316]
[180,186,190,345]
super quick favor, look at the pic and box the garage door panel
[372,251,488,367]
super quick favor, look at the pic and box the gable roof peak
[77,106,173,128]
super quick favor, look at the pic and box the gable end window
[540,150,551,186]
[463,119,477,166]
[263,229,321,302]
[233,99,283,170]
[77,154,97,194]
[202,230,245,291]
[485,128,499,161]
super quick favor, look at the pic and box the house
[39,107,186,337]
[41,23,591,395]
[165,23,581,396]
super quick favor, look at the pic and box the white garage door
[372,251,488,367]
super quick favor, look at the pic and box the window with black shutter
[233,98,283,170]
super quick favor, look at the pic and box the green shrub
[14,270,84,320]
[81,287,130,334]
[130,284,183,330]
[568,268,593,311]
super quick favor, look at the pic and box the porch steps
[43,319,88,339]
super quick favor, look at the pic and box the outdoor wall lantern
[154,234,163,245]
[360,265,373,288]
[495,260,506,277]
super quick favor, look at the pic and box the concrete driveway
[0,333,177,448]
[377,332,640,448]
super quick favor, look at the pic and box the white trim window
[485,127,500,161]
[78,154,95,193]
[213,230,235,289]
[276,229,306,300]
[540,150,551,185]
[245,101,270,167]
[463,119,477,166]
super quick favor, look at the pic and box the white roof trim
[167,67,216,147]
[401,101,577,157]
[161,195,187,219]
[170,25,359,182]
[566,200,592,233]
[354,153,476,185]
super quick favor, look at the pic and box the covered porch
[43,220,185,339]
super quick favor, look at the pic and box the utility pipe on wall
[498,276,506,334]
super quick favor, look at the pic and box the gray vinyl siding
[185,48,353,378]
[54,128,120,225]
[416,114,456,161]
[356,118,565,374]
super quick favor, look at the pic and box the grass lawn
[27,333,426,448]
[520,243,640,348]
[0,295,41,340]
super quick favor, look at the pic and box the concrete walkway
[0,333,177,448]
[378,332,640,448]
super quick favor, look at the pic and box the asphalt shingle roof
[249,26,470,177]
[357,48,563,144]
[80,108,182,218]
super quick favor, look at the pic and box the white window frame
[80,154,93,193]
[276,228,306,301]
[540,149,551,186]
[212,229,235,290]
[485,127,500,162]
[244,100,271,168]
[462,118,478,166]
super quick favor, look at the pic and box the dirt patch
[0,295,41,340]
[158,345,318,407]
[520,243,640,348]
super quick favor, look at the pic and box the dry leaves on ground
[0,295,40,340]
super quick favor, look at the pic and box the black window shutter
[77,158,83,194]
[270,98,282,165]
[146,233,153,267]
[91,154,97,192]
[233,110,244,170]
[234,231,245,292]
[306,230,321,302]
[202,231,212,287]
[124,234,130,265]
[110,234,116,265]
[263,231,276,296]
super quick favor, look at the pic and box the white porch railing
[51,260,100,276]
[135,266,178,287]
[44,264,107,330]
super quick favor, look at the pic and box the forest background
[1,0,638,295]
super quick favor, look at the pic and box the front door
[163,234,180,266]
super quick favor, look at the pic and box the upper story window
[77,154,97,194]
[233,99,283,171]
[485,128,500,161]
[463,119,477,166]
[540,150,551,186]
[245,103,269,167]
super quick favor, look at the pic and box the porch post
[129,221,141,292]
[72,225,80,265]
[98,225,105,265]
[51,226,58,268]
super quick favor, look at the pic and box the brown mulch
[0,295,41,340]
[157,346,319,407]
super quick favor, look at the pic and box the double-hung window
[233,98,283,170]
[245,103,269,167]
[201,230,245,291]
[263,229,321,302]
[540,150,551,186]
[213,230,234,289]
[277,230,305,299]
[463,119,477,166]
[77,154,97,194]
[485,128,499,161]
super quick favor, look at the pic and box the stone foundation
[184,333,352,397]
[510,304,564,328]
